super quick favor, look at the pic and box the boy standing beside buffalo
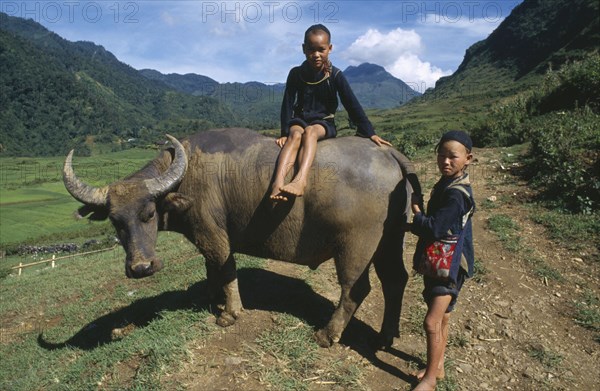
[406,130,476,391]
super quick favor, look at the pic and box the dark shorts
[422,270,467,313]
[288,118,337,140]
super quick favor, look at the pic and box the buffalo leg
[206,253,244,327]
[373,233,408,349]
[205,259,223,304]
[314,260,371,348]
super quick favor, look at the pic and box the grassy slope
[0,148,157,247]
[0,145,596,391]
[0,234,214,390]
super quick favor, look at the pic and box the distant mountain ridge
[4,0,596,156]
[0,11,420,156]
[342,63,421,108]
[140,62,419,111]
[430,0,599,98]
[0,12,235,156]
[344,63,392,82]
[139,69,220,95]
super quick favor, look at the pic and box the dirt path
[168,149,599,390]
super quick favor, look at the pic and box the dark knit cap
[437,130,473,152]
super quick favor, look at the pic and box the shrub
[525,109,600,213]
[471,53,600,212]
[530,53,600,114]
[471,53,600,148]
[530,208,600,253]
[471,92,531,147]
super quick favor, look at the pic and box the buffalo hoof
[376,332,395,351]
[313,329,337,348]
[216,311,237,327]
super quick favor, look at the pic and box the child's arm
[280,68,298,138]
[334,71,391,146]
[335,72,372,136]
[411,191,468,240]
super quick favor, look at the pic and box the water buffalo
[63,128,419,348]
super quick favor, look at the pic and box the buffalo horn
[144,134,188,197]
[63,150,109,206]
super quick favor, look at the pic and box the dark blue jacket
[411,174,475,281]
[280,61,375,138]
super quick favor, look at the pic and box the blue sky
[3,1,523,91]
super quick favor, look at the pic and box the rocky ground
[166,148,599,390]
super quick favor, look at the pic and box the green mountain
[0,13,235,156]
[138,69,220,95]
[369,0,599,213]
[2,0,597,157]
[343,63,421,108]
[431,0,599,99]
[392,0,599,131]
[139,62,419,131]
[139,69,283,129]
[141,63,419,111]
[140,63,421,111]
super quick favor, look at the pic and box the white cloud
[342,28,452,90]
[388,54,451,91]
[160,11,176,26]
[421,14,504,37]
[344,28,422,61]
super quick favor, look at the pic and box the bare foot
[414,366,445,381]
[269,192,289,202]
[413,376,436,391]
[280,180,306,197]
[270,182,289,202]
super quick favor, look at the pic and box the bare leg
[414,295,452,391]
[281,124,326,197]
[416,310,448,380]
[270,126,304,201]
[438,313,450,376]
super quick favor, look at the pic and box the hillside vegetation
[472,53,600,213]
[1,0,598,211]
[0,1,598,388]
[0,14,235,156]
[378,52,600,214]
[366,0,599,213]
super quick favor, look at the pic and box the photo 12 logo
[201,1,339,23]
[400,1,504,23]
[1,1,139,23]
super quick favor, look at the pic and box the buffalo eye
[110,218,128,240]
[140,205,156,223]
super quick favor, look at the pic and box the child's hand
[411,193,423,214]
[401,222,413,232]
[275,137,288,148]
[411,193,422,205]
[370,135,392,147]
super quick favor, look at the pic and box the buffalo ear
[76,204,109,221]
[162,192,193,212]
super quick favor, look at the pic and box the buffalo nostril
[152,259,164,272]
[132,264,154,278]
